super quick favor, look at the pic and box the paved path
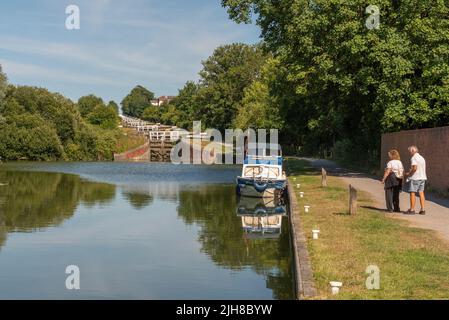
[302,158,449,242]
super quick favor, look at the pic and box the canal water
[0,163,294,299]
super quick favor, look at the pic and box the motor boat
[236,154,287,198]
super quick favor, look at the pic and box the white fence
[120,115,207,142]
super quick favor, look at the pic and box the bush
[87,104,118,129]
[0,84,121,161]
[0,113,63,160]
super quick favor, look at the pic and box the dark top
[384,172,401,189]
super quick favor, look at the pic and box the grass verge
[286,158,449,299]
[114,128,146,154]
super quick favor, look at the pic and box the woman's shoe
[404,209,416,215]
[419,210,426,215]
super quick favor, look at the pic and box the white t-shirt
[387,160,404,179]
[410,153,427,181]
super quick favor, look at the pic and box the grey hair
[408,145,419,153]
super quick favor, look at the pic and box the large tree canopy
[77,94,104,118]
[121,85,155,118]
[222,0,449,161]
[141,105,161,123]
[195,43,268,131]
[78,95,119,129]
[107,100,119,114]
[87,104,119,129]
[141,45,269,132]
[234,56,284,130]
[167,81,200,130]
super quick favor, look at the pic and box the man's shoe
[419,210,426,215]
[404,210,416,215]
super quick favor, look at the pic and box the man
[404,146,427,215]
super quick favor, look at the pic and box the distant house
[150,96,176,107]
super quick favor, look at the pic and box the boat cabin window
[268,167,280,178]
[244,166,280,178]
[244,166,262,176]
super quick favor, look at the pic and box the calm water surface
[0,162,294,299]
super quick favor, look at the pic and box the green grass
[286,158,449,299]
[114,128,146,154]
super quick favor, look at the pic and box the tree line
[120,43,280,133]
[122,0,448,166]
[220,0,449,165]
[0,66,120,161]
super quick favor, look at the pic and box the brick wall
[381,126,449,192]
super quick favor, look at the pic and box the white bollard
[330,281,343,295]
[296,184,301,189]
[312,229,320,240]
[300,192,304,198]
[304,205,310,213]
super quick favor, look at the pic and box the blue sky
[0,0,260,104]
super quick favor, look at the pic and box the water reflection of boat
[236,196,286,216]
[237,197,285,239]
[240,215,283,239]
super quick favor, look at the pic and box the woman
[381,149,404,213]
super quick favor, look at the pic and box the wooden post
[349,184,358,215]
[321,168,327,187]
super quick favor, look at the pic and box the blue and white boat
[236,154,287,198]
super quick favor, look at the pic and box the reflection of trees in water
[177,185,294,300]
[122,192,154,210]
[0,170,116,248]
[120,182,181,210]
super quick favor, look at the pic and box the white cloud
[0,59,122,86]
[0,0,260,101]
[0,35,195,81]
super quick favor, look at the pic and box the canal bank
[286,158,449,299]
[286,181,317,299]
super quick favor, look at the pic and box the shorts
[405,179,426,193]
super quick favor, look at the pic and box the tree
[0,113,64,160]
[87,104,119,129]
[121,85,155,118]
[141,105,161,123]
[107,101,120,114]
[222,0,449,161]
[160,103,182,126]
[195,43,268,131]
[77,95,104,118]
[162,81,199,129]
[7,86,79,145]
[235,57,283,130]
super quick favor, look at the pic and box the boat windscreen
[244,156,282,166]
